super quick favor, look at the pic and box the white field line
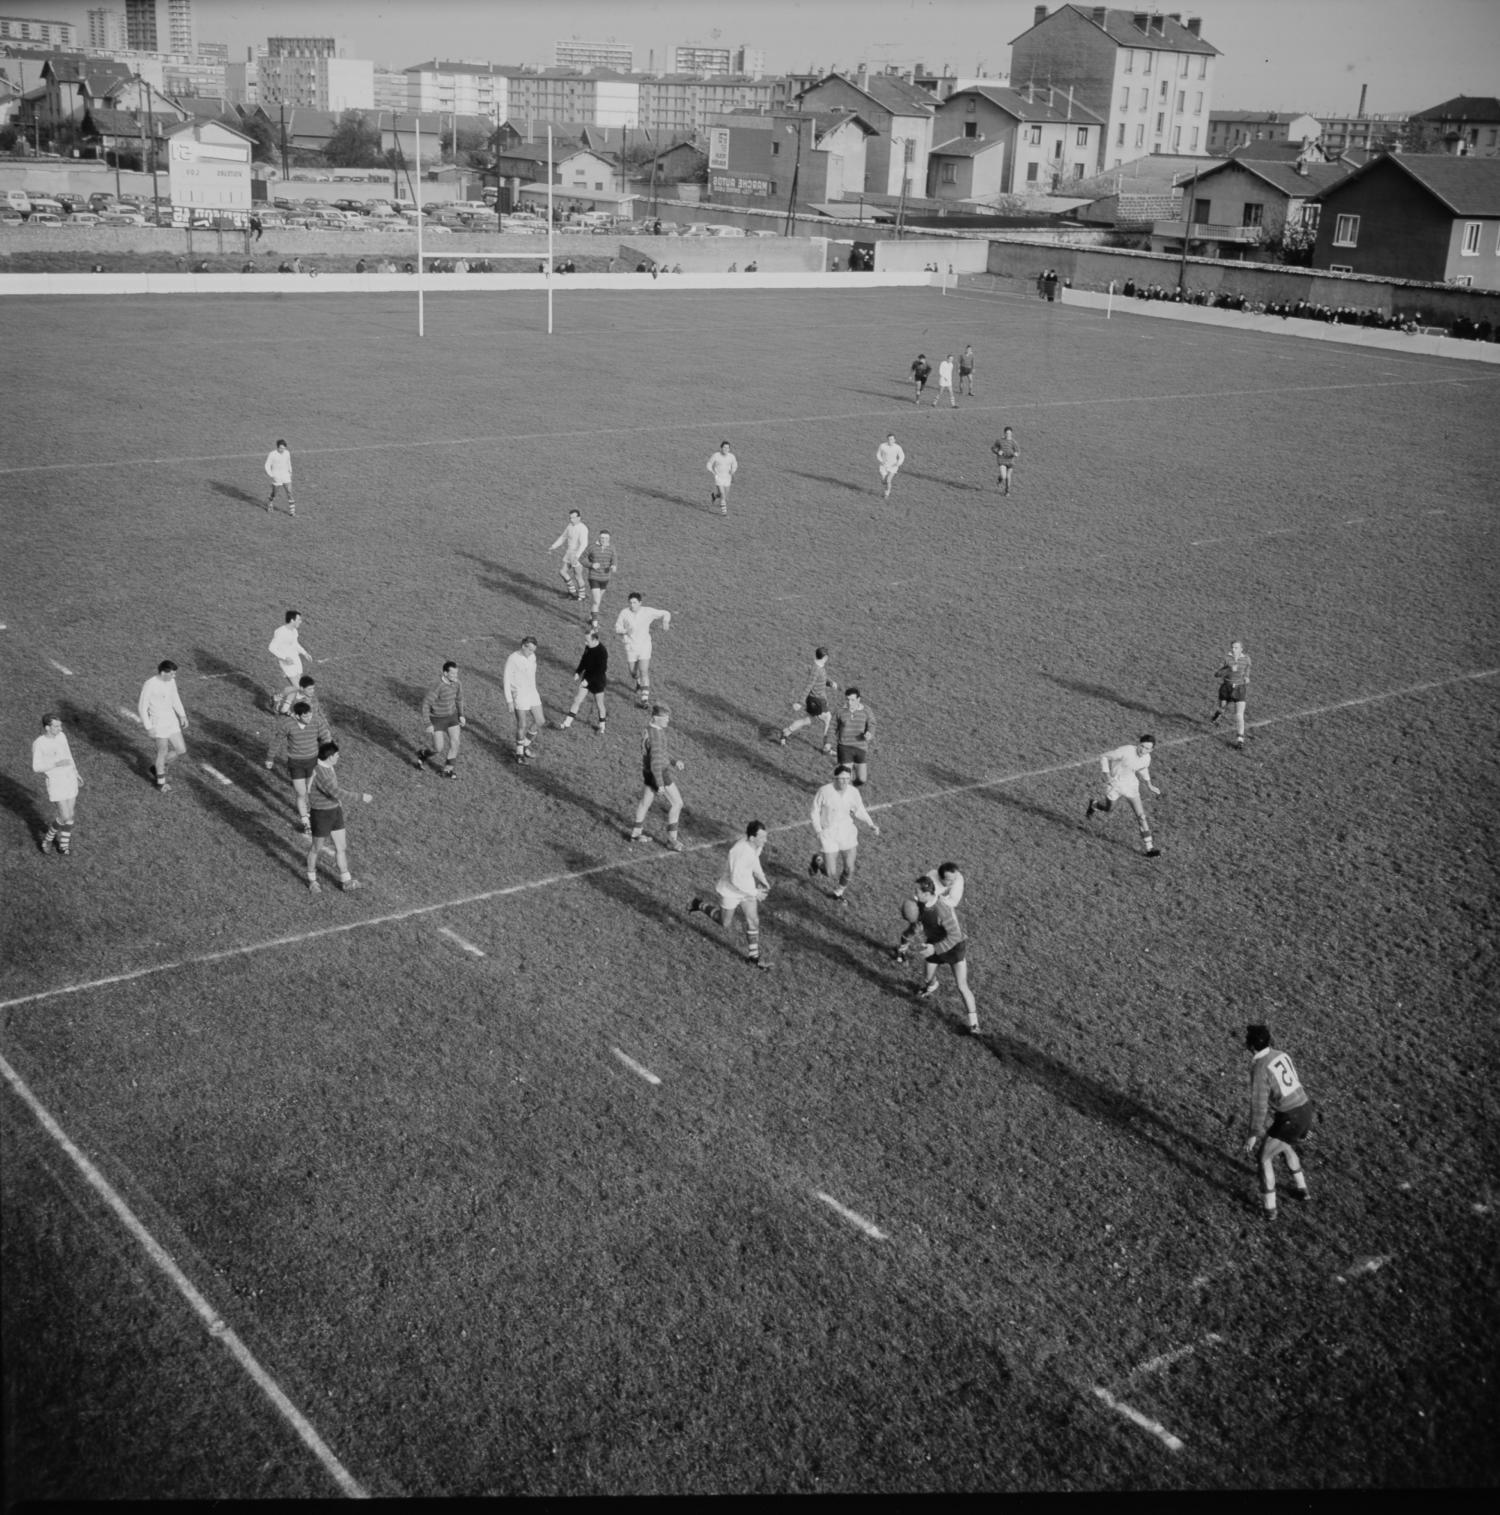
[48,659,74,676]
[0,1049,371,1498]
[1090,1384,1185,1454]
[3,371,1495,479]
[2,667,1495,1017]
[1335,1253,1393,1284]
[437,926,485,958]
[814,1191,888,1241]
[201,764,234,787]
[611,1048,662,1086]
[1123,1332,1225,1385]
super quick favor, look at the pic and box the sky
[18,0,1500,112]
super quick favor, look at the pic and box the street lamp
[782,117,804,237]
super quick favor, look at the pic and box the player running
[614,593,671,706]
[688,820,773,971]
[1085,734,1162,857]
[583,529,618,627]
[895,862,964,961]
[910,353,932,403]
[269,610,313,686]
[707,441,738,516]
[907,872,980,1034]
[560,629,609,734]
[779,646,839,750]
[630,704,686,850]
[876,434,905,499]
[991,427,1019,495]
[1212,640,1251,748]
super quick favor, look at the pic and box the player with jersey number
[1086,734,1162,857]
[688,820,772,972]
[1212,640,1252,748]
[1241,1023,1315,1222]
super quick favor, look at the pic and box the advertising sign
[708,126,730,171]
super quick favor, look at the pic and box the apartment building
[405,60,506,123]
[261,38,373,112]
[1010,5,1217,170]
[930,83,1102,196]
[0,13,77,47]
[554,40,634,72]
[1206,109,1321,155]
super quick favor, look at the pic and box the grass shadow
[191,775,308,883]
[192,647,269,708]
[922,759,1090,842]
[332,692,418,768]
[209,480,265,510]
[784,469,869,495]
[188,712,283,808]
[0,770,44,837]
[619,483,704,512]
[904,469,990,495]
[59,698,150,781]
[1038,672,1192,728]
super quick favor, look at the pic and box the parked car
[100,210,147,226]
[450,200,491,214]
[707,224,746,237]
[681,223,715,237]
[421,222,453,235]
[25,212,62,226]
[26,196,64,216]
[745,229,779,238]
[63,211,101,226]
[0,212,23,226]
[332,197,367,214]
[3,189,31,215]
[273,196,295,210]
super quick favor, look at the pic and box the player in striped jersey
[909,873,980,1033]
[1211,640,1251,748]
[264,698,331,833]
[306,741,360,893]
[416,661,465,778]
[778,647,839,750]
[834,688,875,789]
[629,704,686,850]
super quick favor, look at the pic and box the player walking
[707,441,738,516]
[137,659,188,792]
[958,344,975,397]
[907,873,980,1033]
[779,646,839,749]
[910,353,932,403]
[991,426,1019,495]
[273,673,323,721]
[1212,640,1251,748]
[688,820,772,971]
[630,704,686,850]
[834,687,875,789]
[549,508,589,602]
[31,713,81,855]
[265,697,331,833]
[1085,735,1162,857]
[808,764,880,900]
[560,629,609,733]
[614,592,671,706]
[1242,1023,1315,1221]
[269,610,313,686]
[503,636,545,764]
[935,354,958,407]
[583,529,618,626]
[264,438,296,515]
[305,740,360,893]
[876,434,905,499]
[416,660,465,777]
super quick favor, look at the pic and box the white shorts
[879,465,900,481]
[716,882,756,910]
[1105,778,1141,803]
[276,655,303,681]
[45,770,79,803]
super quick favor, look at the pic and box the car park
[0,212,23,226]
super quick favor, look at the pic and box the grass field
[2,282,1498,1496]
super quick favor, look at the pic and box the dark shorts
[431,714,460,732]
[584,676,607,694]
[1267,1102,1315,1144]
[931,941,968,966]
[588,578,608,591]
[959,363,973,375]
[288,755,317,781]
[805,694,828,717]
[643,768,668,793]
[1222,682,1247,704]
[836,743,867,766]
[310,805,344,838]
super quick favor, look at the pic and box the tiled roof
[1190,156,1354,198]
[929,135,1005,158]
[1378,153,1500,216]
[952,84,1103,124]
[809,108,876,141]
[1015,5,1218,55]
[859,73,938,115]
[1411,95,1500,123]
[404,60,496,76]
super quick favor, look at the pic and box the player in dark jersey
[834,688,875,789]
[991,426,1018,495]
[910,353,932,403]
[629,704,686,850]
[1211,640,1251,748]
[561,629,609,734]
[1241,1023,1315,1222]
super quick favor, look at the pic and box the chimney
[1034,6,1048,26]
[1357,82,1368,118]
[1186,16,1202,35]
[857,63,868,91]
[1046,85,1054,106]
[1133,12,1150,32]
[1091,6,1107,23]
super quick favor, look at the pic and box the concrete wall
[872,237,990,272]
[0,227,627,258]
[617,237,827,272]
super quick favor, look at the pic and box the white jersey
[876,441,905,475]
[614,605,669,660]
[268,623,305,669]
[924,867,965,909]
[264,448,292,484]
[1102,743,1153,797]
[717,836,769,906]
[811,781,873,852]
[503,650,541,709]
[938,359,954,388]
[551,519,589,559]
[32,730,79,802]
[138,675,186,738]
[708,450,738,487]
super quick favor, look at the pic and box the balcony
[1151,219,1265,245]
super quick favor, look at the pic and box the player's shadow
[208,480,265,511]
[457,554,577,621]
[192,648,268,707]
[58,698,150,780]
[904,469,988,494]
[620,483,703,512]
[671,682,799,787]
[560,846,696,934]
[921,760,1087,842]
[979,1025,1243,1198]
[500,748,630,833]
[785,469,868,494]
[0,770,43,835]
[191,775,307,883]
[331,692,415,768]
[1038,673,1191,727]
[189,712,283,807]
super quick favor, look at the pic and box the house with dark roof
[1311,153,1500,288]
[1408,95,1500,159]
[704,108,875,211]
[1010,6,1219,170]
[931,83,1103,197]
[1148,151,1355,257]
[641,139,707,184]
[38,54,132,126]
[793,70,936,197]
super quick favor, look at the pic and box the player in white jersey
[707,441,738,516]
[688,820,773,971]
[1085,734,1162,856]
[934,354,957,407]
[614,593,672,705]
[876,434,905,499]
[809,764,881,900]
[138,658,189,791]
[264,438,295,514]
[502,635,544,763]
[269,609,312,683]
[31,713,81,854]
[549,508,590,601]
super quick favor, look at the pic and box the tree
[440,124,489,167]
[324,109,382,168]
[226,110,277,165]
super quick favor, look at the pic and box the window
[1077,127,1088,146]
[1333,213,1360,246]
[1172,125,1181,149]
[1117,123,1126,145]
[1029,125,1042,144]
[965,99,976,113]
[1190,127,1199,151]
[1179,54,1190,77]
[1330,263,1353,274]
[1026,161,1039,182]
[1119,87,1130,111]
[1299,203,1321,229]
[771,139,780,155]
[1135,123,1145,147]
[1242,202,1263,227]
[1176,90,1185,113]
[1156,112,1165,134]
[1193,197,1210,223]
[1074,162,1086,178]
[1143,51,1152,74]
[1462,220,1482,255]
[1160,80,1169,101]
[1124,49,1134,73]
[964,121,977,137]
[1198,56,1208,77]
[941,161,957,184]
[1194,91,1203,114]
[1053,138,1063,158]
[1138,87,1148,109]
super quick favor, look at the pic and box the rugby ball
[901,897,920,923]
